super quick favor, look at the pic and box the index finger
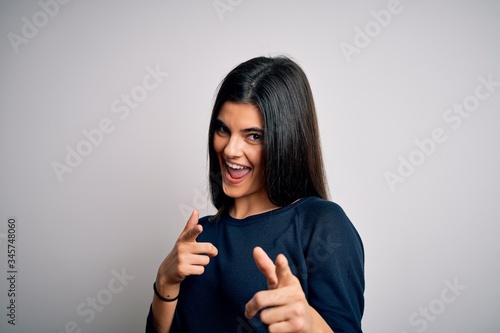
[179,210,200,241]
[275,254,294,287]
[253,247,278,289]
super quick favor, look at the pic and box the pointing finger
[181,210,199,233]
[253,247,278,289]
[180,210,200,242]
[182,224,203,242]
[275,254,293,287]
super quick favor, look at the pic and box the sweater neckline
[219,197,313,226]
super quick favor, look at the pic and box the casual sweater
[146,196,364,332]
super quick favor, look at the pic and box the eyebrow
[215,118,264,133]
[242,127,264,134]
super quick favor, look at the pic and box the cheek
[251,147,265,171]
[213,134,224,154]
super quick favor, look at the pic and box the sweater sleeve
[145,304,159,333]
[301,200,365,333]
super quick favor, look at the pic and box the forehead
[218,102,263,128]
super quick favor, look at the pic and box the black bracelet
[153,282,179,302]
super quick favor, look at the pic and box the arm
[244,201,364,332]
[149,210,218,333]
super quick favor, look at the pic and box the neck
[229,191,279,219]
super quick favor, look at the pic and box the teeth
[226,162,247,170]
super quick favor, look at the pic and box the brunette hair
[208,56,328,216]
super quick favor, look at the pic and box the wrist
[155,276,180,299]
[308,305,333,333]
[156,269,180,287]
[154,282,179,302]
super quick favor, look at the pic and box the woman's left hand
[245,247,332,333]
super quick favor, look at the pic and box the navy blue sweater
[146,197,364,332]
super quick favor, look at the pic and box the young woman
[146,56,364,332]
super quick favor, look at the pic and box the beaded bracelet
[153,282,179,302]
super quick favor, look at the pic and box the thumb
[180,210,201,242]
[275,254,294,287]
[253,247,278,289]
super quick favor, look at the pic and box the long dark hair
[208,56,328,216]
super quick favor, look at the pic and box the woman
[146,56,364,332]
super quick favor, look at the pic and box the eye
[215,123,229,135]
[247,133,263,142]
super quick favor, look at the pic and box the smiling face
[213,102,268,209]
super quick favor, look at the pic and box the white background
[1,1,499,332]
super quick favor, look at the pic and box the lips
[225,161,251,181]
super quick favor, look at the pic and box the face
[213,102,266,202]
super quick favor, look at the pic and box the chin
[222,185,246,199]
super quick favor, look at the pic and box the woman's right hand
[155,210,218,297]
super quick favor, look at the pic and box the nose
[223,134,243,159]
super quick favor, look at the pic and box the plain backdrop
[1,1,499,332]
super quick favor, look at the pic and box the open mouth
[225,161,251,181]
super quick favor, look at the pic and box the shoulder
[296,196,345,214]
[295,197,362,248]
[295,196,351,227]
[297,198,365,331]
